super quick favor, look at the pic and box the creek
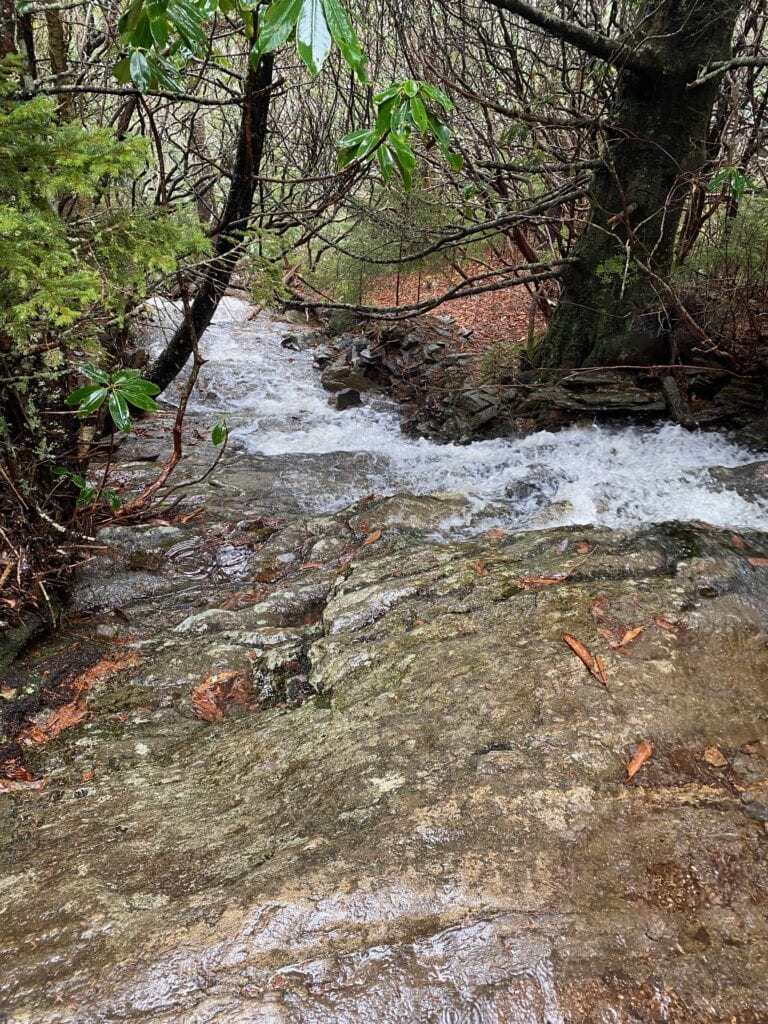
[153,297,768,534]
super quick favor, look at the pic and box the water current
[149,297,768,534]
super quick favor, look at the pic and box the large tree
[483,0,750,367]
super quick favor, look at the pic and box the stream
[152,297,768,533]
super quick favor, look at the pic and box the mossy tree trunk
[519,0,743,368]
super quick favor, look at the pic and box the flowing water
[148,297,768,533]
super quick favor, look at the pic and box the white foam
[149,303,768,533]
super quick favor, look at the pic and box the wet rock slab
[2,507,768,1022]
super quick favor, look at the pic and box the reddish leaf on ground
[298,562,324,571]
[730,534,747,550]
[562,633,608,686]
[362,529,383,547]
[619,625,645,647]
[485,528,507,540]
[192,670,254,723]
[519,574,568,587]
[474,558,488,576]
[625,740,654,781]
[747,556,768,567]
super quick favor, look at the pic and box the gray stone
[334,388,362,410]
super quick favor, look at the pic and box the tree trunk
[148,56,273,392]
[536,0,741,368]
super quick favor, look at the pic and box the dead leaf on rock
[192,670,254,723]
[299,562,324,571]
[730,534,747,550]
[519,573,568,587]
[747,556,768,567]
[474,559,488,577]
[651,614,692,642]
[0,776,46,793]
[575,542,591,555]
[619,625,645,647]
[626,740,654,781]
[562,633,608,687]
[19,699,88,746]
[362,529,383,548]
[485,528,506,540]
[703,746,728,768]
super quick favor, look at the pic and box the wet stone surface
[3,302,768,1022]
[2,501,768,1023]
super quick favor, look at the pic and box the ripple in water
[148,298,768,533]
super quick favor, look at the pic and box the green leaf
[108,391,132,433]
[296,0,331,75]
[150,16,170,47]
[71,473,86,489]
[80,362,110,384]
[102,488,123,511]
[403,79,418,97]
[211,420,227,445]
[76,486,96,507]
[321,0,369,83]
[73,387,108,417]
[387,132,416,188]
[376,144,395,182]
[65,383,104,406]
[446,151,464,171]
[409,95,429,134]
[113,57,132,84]
[122,389,159,412]
[374,96,397,136]
[419,82,453,112]
[337,127,373,148]
[425,111,452,153]
[129,49,153,91]
[256,0,303,54]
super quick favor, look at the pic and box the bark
[528,0,742,368]
[148,56,274,392]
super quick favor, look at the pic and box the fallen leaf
[474,558,488,576]
[702,746,728,768]
[619,625,645,647]
[747,556,768,567]
[651,614,692,642]
[362,529,383,547]
[298,562,324,571]
[652,613,678,631]
[730,534,747,550]
[576,542,591,555]
[0,760,33,782]
[562,633,608,686]
[625,740,654,781]
[192,670,254,723]
[18,699,88,747]
[485,528,506,539]
[81,767,95,782]
[0,777,46,793]
[594,654,608,686]
[519,574,568,587]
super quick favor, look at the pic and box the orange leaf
[519,574,568,587]
[575,542,591,555]
[747,556,768,567]
[19,699,88,747]
[362,529,383,547]
[625,740,654,781]
[562,633,608,686]
[619,625,645,647]
[82,768,95,782]
[474,559,488,576]
[594,655,608,686]
[730,534,746,550]
[192,670,253,723]
[298,562,324,571]
[485,528,507,540]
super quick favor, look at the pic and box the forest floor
[364,261,546,350]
